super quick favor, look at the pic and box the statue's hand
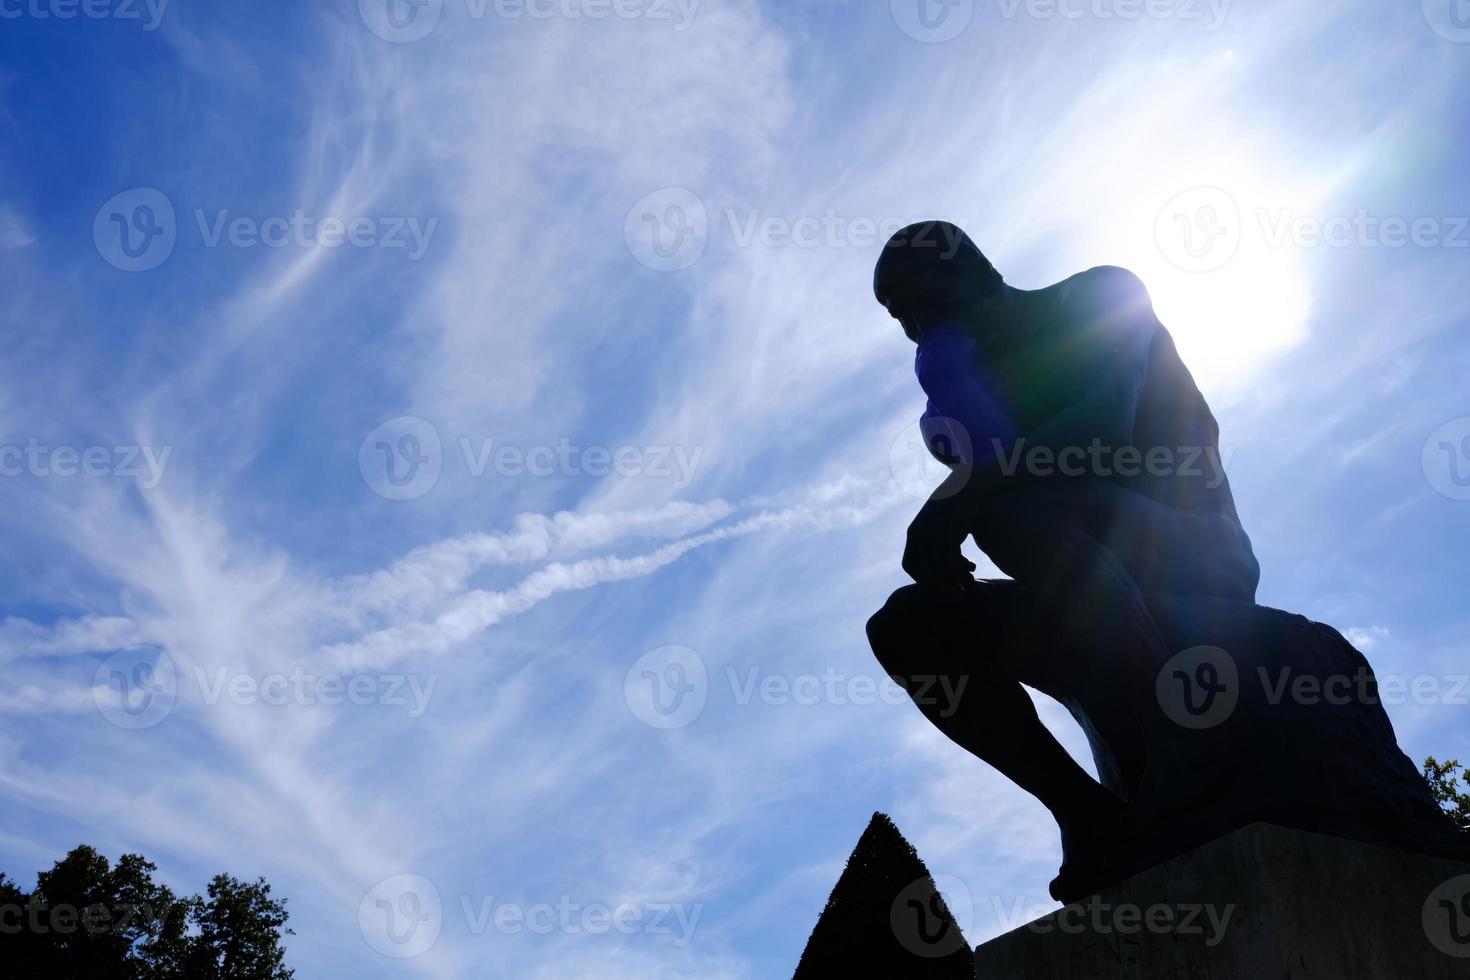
[903,500,977,591]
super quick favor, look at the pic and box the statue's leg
[866,582,1121,833]
[968,484,1171,801]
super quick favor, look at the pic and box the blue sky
[1,0,1468,976]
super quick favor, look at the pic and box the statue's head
[873,221,1004,342]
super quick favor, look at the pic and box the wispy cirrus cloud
[3,2,1469,977]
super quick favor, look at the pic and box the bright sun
[1106,174,1315,396]
[1035,66,1319,395]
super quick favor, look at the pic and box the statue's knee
[865,599,898,662]
[866,585,932,675]
[867,585,921,638]
[1237,543,1262,601]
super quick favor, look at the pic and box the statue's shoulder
[1057,265,1152,312]
[1049,266,1157,350]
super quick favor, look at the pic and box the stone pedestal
[973,823,1470,979]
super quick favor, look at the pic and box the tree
[1424,756,1470,830]
[0,845,293,979]
[795,812,972,979]
[183,875,294,980]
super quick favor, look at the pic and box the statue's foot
[1049,834,1108,904]
[1048,852,1115,905]
[1049,797,1131,905]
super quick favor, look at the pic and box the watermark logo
[360,0,444,42]
[93,644,176,730]
[1424,0,1470,43]
[625,645,707,729]
[460,437,702,488]
[1155,186,1241,273]
[0,440,171,488]
[360,874,443,958]
[626,203,1007,267]
[359,420,705,500]
[624,662,969,721]
[1159,192,1467,271]
[992,438,1230,487]
[889,418,973,501]
[1423,417,1470,501]
[1256,666,1466,708]
[993,0,1230,29]
[93,188,176,272]
[193,666,438,717]
[461,895,701,944]
[1256,209,1468,250]
[1156,645,1238,729]
[1424,875,1470,957]
[96,189,437,269]
[890,0,974,43]
[625,187,708,272]
[890,873,973,958]
[359,417,444,501]
[727,666,969,716]
[1026,895,1234,945]
[0,896,187,937]
[361,0,699,39]
[0,0,169,30]
[193,210,437,258]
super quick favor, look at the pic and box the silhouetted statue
[865,221,1469,903]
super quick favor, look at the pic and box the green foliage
[1424,756,1470,830]
[0,845,292,980]
[794,812,972,979]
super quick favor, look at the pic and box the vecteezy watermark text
[193,666,438,719]
[624,193,987,271]
[358,0,701,43]
[0,0,168,29]
[1157,187,1470,273]
[460,438,702,486]
[93,188,438,272]
[357,874,700,959]
[624,645,971,729]
[92,646,440,730]
[1027,896,1233,946]
[991,438,1232,488]
[1156,643,1469,731]
[888,0,1229,43]
[460,895,700,945]
[194,210,437,259]
[994,0,1230,29]
[889,421,1238,502]
[727,666,969,716]
[1259,667,1469,709]
[0,440,170,488]
[359,417,705,501]
[0,898,183,936]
